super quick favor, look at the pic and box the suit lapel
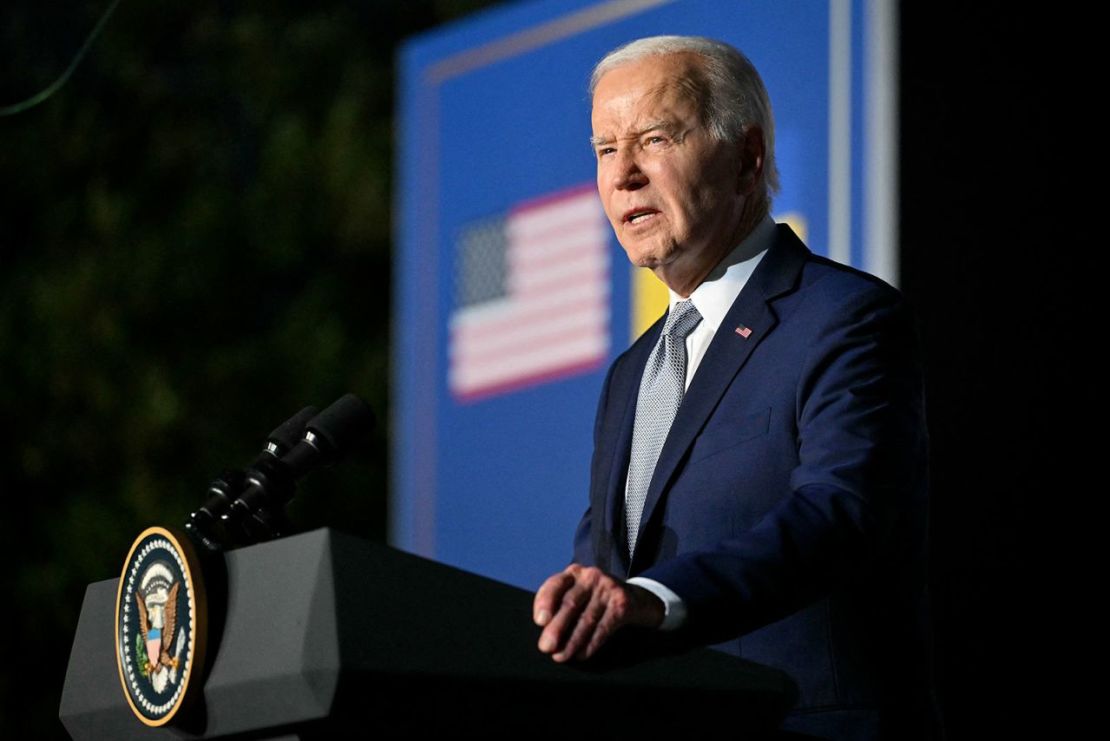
[598,320,661,573]
[629,226,811,571]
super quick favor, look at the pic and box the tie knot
[663,299,702,340]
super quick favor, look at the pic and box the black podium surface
[60,528,797,739]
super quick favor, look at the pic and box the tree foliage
[0,0,495,735]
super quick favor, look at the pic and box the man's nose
[612,149,647,190]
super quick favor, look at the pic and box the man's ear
[736,125,765,196]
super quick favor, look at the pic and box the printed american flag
[449,184,611,402]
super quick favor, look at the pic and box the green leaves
[0,2,499,735]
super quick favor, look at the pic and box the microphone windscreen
[306,393,375,460]
[267,406,318,452]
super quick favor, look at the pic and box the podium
[60,529,798,738]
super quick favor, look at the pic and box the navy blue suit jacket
[573,225,939,740]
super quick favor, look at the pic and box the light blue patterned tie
[625,299,702,557]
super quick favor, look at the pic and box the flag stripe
[509,209,605,242]
[449,279,610,331]
[450,331,609,394]
[449,185,610,401]
[508,223,611,268]
[450,301,609,360]
[508,252,608,293]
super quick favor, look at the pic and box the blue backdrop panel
[394,0,880,591]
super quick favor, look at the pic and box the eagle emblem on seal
[132,561,185,693]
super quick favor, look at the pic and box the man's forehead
[591,53,704,132]
[590,88,699,142]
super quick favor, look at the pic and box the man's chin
[621,246,670,270]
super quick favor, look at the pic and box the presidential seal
[115,526,207,726]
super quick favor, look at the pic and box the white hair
[589,35,780,200]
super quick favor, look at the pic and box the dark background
[0,1,1086,737]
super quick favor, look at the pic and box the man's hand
[533,564,665,662]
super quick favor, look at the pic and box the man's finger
[582,592,627,659]
[533,570,577,626]
[553,586,609,662]
[537,578,592,654]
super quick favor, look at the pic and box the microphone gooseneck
[185,394,374,552]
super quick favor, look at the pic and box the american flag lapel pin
[735,324,752,339]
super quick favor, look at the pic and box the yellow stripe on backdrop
[630,264,670,339]
[629,212,808,340]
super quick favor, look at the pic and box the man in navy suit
[532,36,938,740]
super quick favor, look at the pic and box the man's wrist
[626,577,687,631]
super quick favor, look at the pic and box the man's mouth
[623,208,659,224]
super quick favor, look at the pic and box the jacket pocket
[688,406,772,463]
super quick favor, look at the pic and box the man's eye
[645,135,667,146]
[597,147,615,157]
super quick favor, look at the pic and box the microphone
[269,393,375,480]
[186,405,319,552]
[261,405,321,460]
[191,394,375,550]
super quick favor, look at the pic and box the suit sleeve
[571,505,595,567]
[572,356,622,568]
[637,284,928,644]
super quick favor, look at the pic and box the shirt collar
[668,215,775,334]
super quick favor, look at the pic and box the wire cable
[0,0,123,117]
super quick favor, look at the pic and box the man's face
[591,53,746,294]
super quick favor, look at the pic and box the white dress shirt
[625,216,775,630]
